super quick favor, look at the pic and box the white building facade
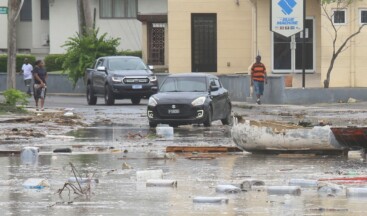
[0,0,143,56]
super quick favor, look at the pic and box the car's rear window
[108,58,147,70]
[160,77,207,92]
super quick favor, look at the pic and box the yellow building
[138,0,367,87]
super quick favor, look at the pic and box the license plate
[132,85,142,89]
[168,109,180,114]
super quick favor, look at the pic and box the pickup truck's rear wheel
[131,97,141,105]
[86,83,97,105]
[104,85,115,105]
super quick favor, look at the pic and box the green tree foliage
[61,29,120,87]
[2,88,29,106]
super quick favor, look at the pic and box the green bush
[117,50,142,58]
[44,54,65,72]
[2,88,29,106]
[0,54,36,72]
[62,28,120,87]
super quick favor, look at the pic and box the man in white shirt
[21,58,33,95]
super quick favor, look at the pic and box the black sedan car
[147,73,232,127]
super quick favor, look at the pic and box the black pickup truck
[85,56,158,105]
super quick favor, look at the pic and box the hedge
[116,50,142,58]
[44,54,65,72]
[0,54,36,73]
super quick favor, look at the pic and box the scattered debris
[346,187,367,197]
[348,98,357,103]
[156,125,174,140]
[307,207,348,212]
[122,162,133,169]
[136,170,163,181]
[186,156,216,160]
[68,177,99,184]
[53,148,72,153]
[317,182,345,196]
[267,186,301,196]
[20,147,39,165]
[166,146,242,153]
[57,163,94,198]
[215,185,241,193]
[193,196,229,204]
[126,132,144,139]
[0,179,17,186]
[146,179,177,187]
[288,179,318,187]
[23,178,50,189]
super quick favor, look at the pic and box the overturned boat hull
[231,120,347,154]
[331,127,367,150]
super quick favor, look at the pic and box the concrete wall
[167,0,252,74]
[1,73,366,104]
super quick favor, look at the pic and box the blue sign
[278,0,297,15]
[271,0,304,37]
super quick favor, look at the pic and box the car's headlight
[149,76,157,82]
[191,96,206,106]
[148,97,158,107]
[112,76,124,83]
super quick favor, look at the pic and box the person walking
[32,60,48,111]
[21,58,33,95]
[250,55,267,105]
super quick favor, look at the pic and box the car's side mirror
[97,66,106,72]
[148,65,154,70]
[210,85,219,92]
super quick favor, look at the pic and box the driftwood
[57,162,94,199]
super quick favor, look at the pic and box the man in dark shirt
[32,60,48,111]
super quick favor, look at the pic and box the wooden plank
[166,146,242,153]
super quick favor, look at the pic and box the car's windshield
[160,77,207,92]
[108,58,147,70]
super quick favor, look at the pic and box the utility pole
[7,0,23,89]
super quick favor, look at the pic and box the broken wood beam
[166,146,242,153]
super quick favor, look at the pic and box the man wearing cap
[21,58,33,95]
[250,55,267,105]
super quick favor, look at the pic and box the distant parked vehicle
[85,56,158,105]
[147,73,232,127]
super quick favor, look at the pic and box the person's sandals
[256,99,261,105]
[36,106,39,111]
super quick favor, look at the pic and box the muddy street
[1,96,367,215]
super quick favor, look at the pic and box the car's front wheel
[131,97,141,105]
[104,85,115,105]
[86,83,97,105]
[203,107,212,127]
[221,103,232,125]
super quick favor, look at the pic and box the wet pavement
[1,96,367,215]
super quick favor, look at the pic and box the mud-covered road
[0,96,367,215]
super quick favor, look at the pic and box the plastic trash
[53,148,72,153]
[23,178,50,189]
[289,179,318,187]
[193,196,229,204]
[136,170,163,181]
[68,177,99,184]
[64,111,74,117]
[215,185,241,193]
[156,125,174,139]
[267,186,301,196]
[146,179,177,187]
[318,182,345,196]
[20,147,39,165]
[220,179,265,191]
[0,179,17,186]
[346,187,367,197]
